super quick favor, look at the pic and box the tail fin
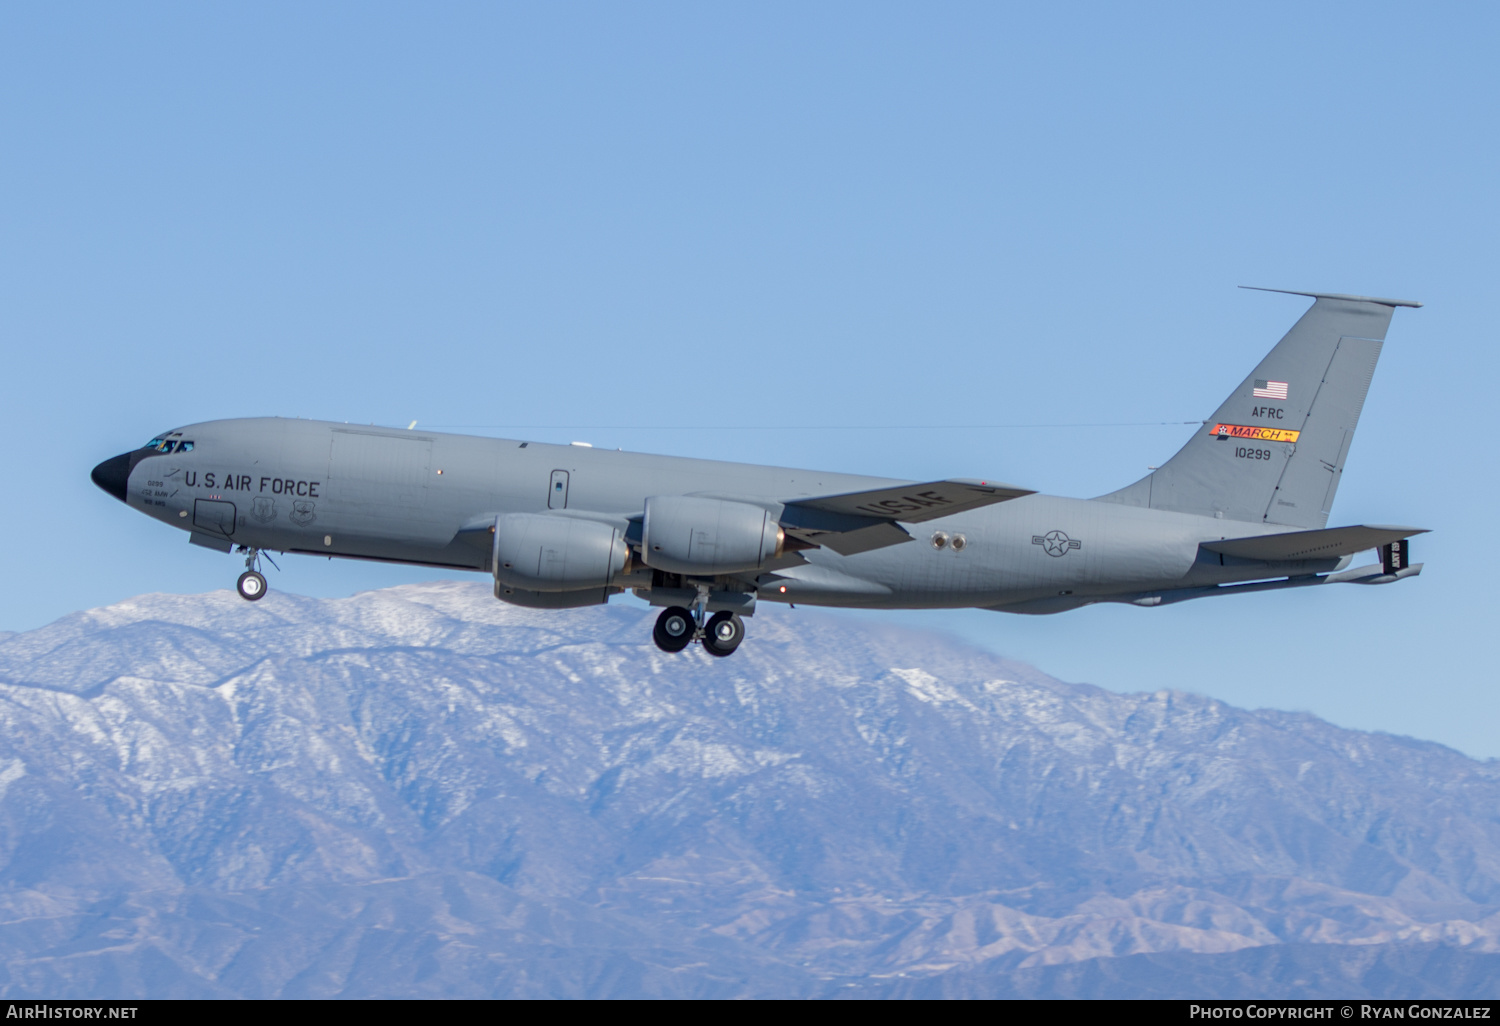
[1098,288,1420,528]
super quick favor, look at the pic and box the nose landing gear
[650,604,746,656]
[234,546,277,602]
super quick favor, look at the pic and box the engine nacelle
[641,496,783,575]
[493,513,628,593]
[494,583,618,608]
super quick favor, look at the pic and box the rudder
[1098,289,1419,529]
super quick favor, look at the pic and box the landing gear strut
[235,546,274,602]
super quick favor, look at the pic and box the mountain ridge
[0,582,1495,997]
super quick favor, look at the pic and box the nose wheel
[234,546,276,602]
[236,570,267,601]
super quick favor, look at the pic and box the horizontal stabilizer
[1239,286,1423,308]
[1201,524,1427,562]
[789,479,1032,524]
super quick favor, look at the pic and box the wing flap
[1201,524,1427,562]
[804,520,914,556]
[773,503,911,554]
[788,478,1032,524]
[773,479,1030,555]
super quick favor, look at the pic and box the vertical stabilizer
[1098,290,1419,529]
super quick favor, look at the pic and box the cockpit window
[143,438,194,454]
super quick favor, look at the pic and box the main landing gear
[652,605,746,657]
[234,546,277,602]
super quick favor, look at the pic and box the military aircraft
[91,288,1425,657]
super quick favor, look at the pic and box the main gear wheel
[652,606,694,653]
[701,611,745,657]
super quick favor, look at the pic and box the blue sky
[3,3,1497,755]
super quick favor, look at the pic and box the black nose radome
[91,452,133,503]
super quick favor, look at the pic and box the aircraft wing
[788,479,1033,522]
[779,479,1033,556]
[1200,524,1428,562]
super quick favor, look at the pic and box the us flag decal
[1252,379,1289,400]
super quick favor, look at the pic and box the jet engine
[641,496,783,575]
[493,513,628,593]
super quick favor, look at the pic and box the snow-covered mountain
[0,582,1496,998]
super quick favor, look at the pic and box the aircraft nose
[90,452,133,503]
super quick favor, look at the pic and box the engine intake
[493,513,628,593]
[641,496,783,575]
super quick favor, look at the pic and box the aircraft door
[193,498,237,536]
[548,470,569,509]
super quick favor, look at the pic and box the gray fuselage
[110,416,1337,613]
